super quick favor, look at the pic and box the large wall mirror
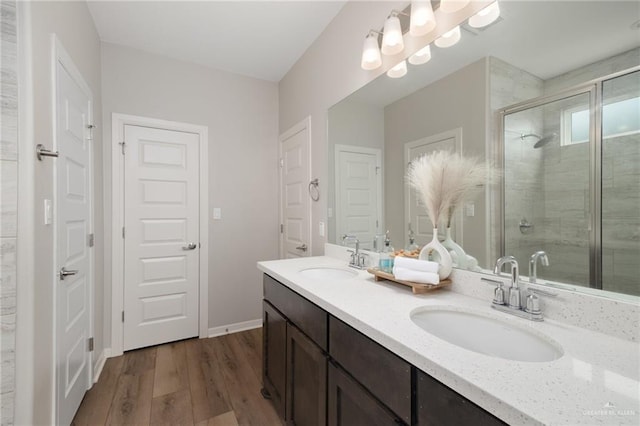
[327,1,640,298]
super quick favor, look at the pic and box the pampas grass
[407,150,497,229]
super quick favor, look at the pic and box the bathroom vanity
[257,255,640,425]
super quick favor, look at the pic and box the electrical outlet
[213,208,222,220]
[465,202,475,217]
[319,221,325,237]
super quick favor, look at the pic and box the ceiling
[87,0,346,82]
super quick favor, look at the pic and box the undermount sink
[410,307,563,362]
[299,267,358,281]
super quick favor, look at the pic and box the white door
[405,129,462,247]
[280,118,311,258]
[123,125,200,351]
[55,57,93,425]
[335,145,382,250]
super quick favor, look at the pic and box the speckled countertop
[257,256,640,426]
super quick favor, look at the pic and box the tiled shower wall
[0,0,17,424]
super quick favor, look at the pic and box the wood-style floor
[72,328,283,426]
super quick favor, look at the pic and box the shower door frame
[497,65,640,289]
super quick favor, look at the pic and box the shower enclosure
[501,68,639,297]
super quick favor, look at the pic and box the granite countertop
[257,256,640,426]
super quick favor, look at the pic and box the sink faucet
[494,256,520,309]
[529,251,549,284]
[342,234,367,269]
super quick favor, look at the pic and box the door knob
[296,244,308,252]
[182,243,197,250]
[59,267,78,280]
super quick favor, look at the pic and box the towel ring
[308,178,320,202]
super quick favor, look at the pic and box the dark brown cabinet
[327,362,402,426]
[286,324,327,426]
[262,301,287,420]
[262,273,508,426]
[416,369,507,426]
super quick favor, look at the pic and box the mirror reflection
[327,1,640,297]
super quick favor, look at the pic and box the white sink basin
[299,267,358,281]
[410,307,563,362]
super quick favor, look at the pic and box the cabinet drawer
[263,274,327,350]
[416,369,506,426]
[329,316,411,424]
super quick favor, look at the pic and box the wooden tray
[366,268,451,294]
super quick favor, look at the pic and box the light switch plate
[319,221,325,237]
[213,207,222,220]
[465,202,475,217]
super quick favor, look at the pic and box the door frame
[51,34,95,424]
[333,144,383,245]
[110,113,209,356]
[278,116,312,258]
[404,128,463,245]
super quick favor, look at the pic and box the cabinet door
[416,370,506,426]
[263,301,287,420]
[286,323,327,426]
[328,363,403,426]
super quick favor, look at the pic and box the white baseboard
[93,348,110,383]
[208,318,263,338]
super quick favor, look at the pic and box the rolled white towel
[392,267,440,285]
[393,256,439,274]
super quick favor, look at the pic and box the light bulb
[387,60,407,78]
[410,0,436,37]
[361,33,382,70]
[434,25,461,48]
[409,44,432,65]
[439,0,470,14]
[381,14,404,55]
[468,1,500,28]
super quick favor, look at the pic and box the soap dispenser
[379,231,394,273]
[405,226,419,252]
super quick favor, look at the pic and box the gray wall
[384,58,489,264]
[28,1,103,423]
[1,1,17,424]
[100,43,279,333]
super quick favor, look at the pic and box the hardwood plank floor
[72,328,283,426]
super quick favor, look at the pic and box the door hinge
[279,158,284,168]
[119,141,126,155]
[122,227,125,238]
[280,224,284,234]
[88,337,94,352]
[122,311,125,322]
[88,233,94,247]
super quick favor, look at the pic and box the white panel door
[405,129,462,247]
[335,146,382,250]
[123,125,200,351]
[280,120,311,258]
[56,60,93,426]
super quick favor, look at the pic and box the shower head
[520,132,557,148]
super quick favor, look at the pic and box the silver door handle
[296,244,308,252]
[182,243,197,250]
[59,267,78,280]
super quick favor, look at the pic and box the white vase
[418,227,453,280]
[441,226,468,269]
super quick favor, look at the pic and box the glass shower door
[503,91,592,286]
[601,70,640,296]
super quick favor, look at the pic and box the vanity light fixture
[409,44,432,65]
[439,0,471,14]
[387,60,407,78]
[434,25,461,48]
[410,0,436,37]
[381,11,405,55]
[468,1,500,28]
[361,31,383,70]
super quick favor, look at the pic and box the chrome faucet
[494,255,520,309]
[342,234,367,269]
[529,251,549,284]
